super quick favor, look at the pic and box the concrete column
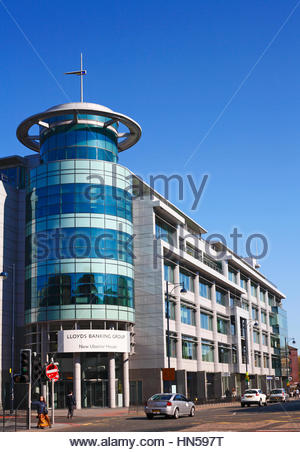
[73,353,81,409]
[222,260,229,280]
[211,283,219,372]
[265,290,273,375]
[41,324,48,401]
[123,353,130,408]
[174,265,183,369]
[109,353,116,408]
[194,275,202,371]
[236,270,241,287]
[256,285,264,376]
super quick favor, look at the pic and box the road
[44,400,300,432]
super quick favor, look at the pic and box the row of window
[164,262,279,314]
[26,184,132,222]
[167,336,272,366]
[164,263,226,303]
[25,273,134,310]
[26,227,133,265]
[40,125,118,153]
[41,147,118,163]
[166,305,272,345]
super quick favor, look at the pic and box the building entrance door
[82,380,108,408]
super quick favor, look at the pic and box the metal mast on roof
[65,53,87,102]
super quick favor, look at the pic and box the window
[199,280,211,299]
[201,341,214,362]
[200,312,213,330]
[262,333,268,346]
[218,344,231,364]
[217,317,228,335]
[216,289,226,306]
[186,243,201,260]
[164,263,174,283]
[165,299,176,320]
[260,290,266,303]
[165,333,177,358]
[228,267,237,284]
[230,316,236,336]
[254,352,261,367]
[251,283,257,297]
[263,354,269,368]
[261,311,267,324]
[253,330,260,344]
[181,304,196,325]
[179,268,194,292]
[271,336,280,349]
[252,307,258,321]
[268,294,275,306]
[203,253,223,274]
[240,275,248,291]
[232,345,238,364]
[155,218,175,245]
[182,335,197,360]
[241,299,249,311]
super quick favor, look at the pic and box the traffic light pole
[28,381,31,430]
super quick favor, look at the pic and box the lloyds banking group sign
[57,330,130,353]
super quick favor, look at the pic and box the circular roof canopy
[16,102,142,152]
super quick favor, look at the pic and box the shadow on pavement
[230,400,300,414]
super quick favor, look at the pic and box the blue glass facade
[25,114,134,324]
[40,117,119,163]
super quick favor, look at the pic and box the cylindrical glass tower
[17,102,141,408]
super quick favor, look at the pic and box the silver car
[144,393,195,419]
[269,388,289,403]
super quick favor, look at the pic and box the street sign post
[46,362,59,425]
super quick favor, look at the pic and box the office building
[0,99,289,408]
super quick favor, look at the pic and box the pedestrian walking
[296,389,299,398]
[225,388,231,398]
[232,388,237,399]
[32,396,51,429]
[66,390,76,418]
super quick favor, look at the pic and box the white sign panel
[57,330,130,353]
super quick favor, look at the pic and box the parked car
[268,388,289,403]
[144,393,195,419]
[241,389,267,407]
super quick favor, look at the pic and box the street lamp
[166,281,187,372]
[243,318,258,389]
[285,337,295,388]
[0,265,16,414]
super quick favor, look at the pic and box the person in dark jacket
[32,396,51,429]
[66,391,76,418]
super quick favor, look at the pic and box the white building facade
[130,190,285,402]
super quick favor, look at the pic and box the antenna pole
[80,53,83,102]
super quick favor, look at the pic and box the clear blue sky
[0,0,299,346]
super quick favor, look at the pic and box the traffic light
[31,352,42,383]
[20,349,31,383]
[245,372,250,382]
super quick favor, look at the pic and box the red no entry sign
[46,363,59,381]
